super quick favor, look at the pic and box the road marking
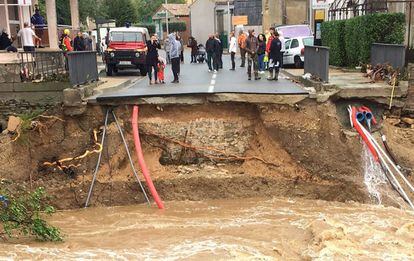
[208,72,217,93]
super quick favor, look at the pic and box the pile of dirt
[1,100,412,209]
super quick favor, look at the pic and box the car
[283,36,314,68]
[275,24,313,38]
[103,26,150,76]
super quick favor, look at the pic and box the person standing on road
[164,37,171,64]
[257,34,266,74]
[188,36,198,63]
[146,34,161,85]
[229,31,237,71]
[268,31,283,81]
[266,27,276,79]
[177,35,184,63]
[237,30,247,67]
[169,33,181,83]
[215,33,223,69]
[17,22,41,52]
[73,32,85,51]
[205,34,219,72]
[245,29,260,81]
[277,30,285,69]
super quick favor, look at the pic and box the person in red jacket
[60,29,73,52]
[266,27,276,54]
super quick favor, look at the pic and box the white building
[190,0,234,46]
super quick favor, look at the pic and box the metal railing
[19,51,68,82]
[304,46,330,83]
[371,43,406,69]
[1,51,99,86]
[328,0,388,21]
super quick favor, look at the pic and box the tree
[0,187,62,242]
[101,0,139,26]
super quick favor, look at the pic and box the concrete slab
[95,54,307,103]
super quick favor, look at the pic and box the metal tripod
[85,108,150,208]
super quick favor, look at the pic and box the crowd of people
[145,26,285,85]
[227,27,285,81]
[145,32,182,85]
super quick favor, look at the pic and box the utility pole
[228,1,231,48]
[165,0,169,36]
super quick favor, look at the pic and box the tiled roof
[161,4,190,16]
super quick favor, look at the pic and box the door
[283,39,292,65]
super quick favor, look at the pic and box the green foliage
[0,187,62,242]
[15,110,44,145]
[162,22,186,32]
[100,0,139,27]
[37,0,187,28]
[322,13,406,67]
[134,23,156,35]
[321,20,346,66]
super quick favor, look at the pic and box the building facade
[0,0,80,49]
[190,0,234,46]
[152,4,191,42]
[234,0,262,26]
[262,0,309,30]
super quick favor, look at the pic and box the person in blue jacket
[31,7,46,48]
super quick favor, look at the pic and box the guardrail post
[67,51,99,86]
[304,45,330,83]
[371,43,406,70]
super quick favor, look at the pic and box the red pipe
[351,107,379,162]
[131,106,164,209]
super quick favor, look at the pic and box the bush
[134,23,156,35]
[0,187,62,242]
[322,12,405,67]
[321,20,346,66]
[162,22,186,32]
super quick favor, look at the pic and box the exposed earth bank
[1,99,413,209]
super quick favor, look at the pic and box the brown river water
[1,197,413,260]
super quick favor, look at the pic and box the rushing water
[1,197,413,260]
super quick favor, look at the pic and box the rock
[63,88,84,106]
[7,115,21,132]
[401,117,414,125]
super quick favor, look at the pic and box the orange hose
[131,106,164,209]
[351,106,379,162]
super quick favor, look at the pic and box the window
[110,32,143,42]
[302,37,314,46]
[285,40,291,50]
[290,39,299,48]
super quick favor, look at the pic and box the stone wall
[140,117,254,164]
[0,81,71,121]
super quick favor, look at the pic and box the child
[157,57,166,84]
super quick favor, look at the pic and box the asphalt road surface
[97,53,307,102]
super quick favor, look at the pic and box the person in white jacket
[229,31,237,70]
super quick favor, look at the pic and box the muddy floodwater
[1,197,414,260]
